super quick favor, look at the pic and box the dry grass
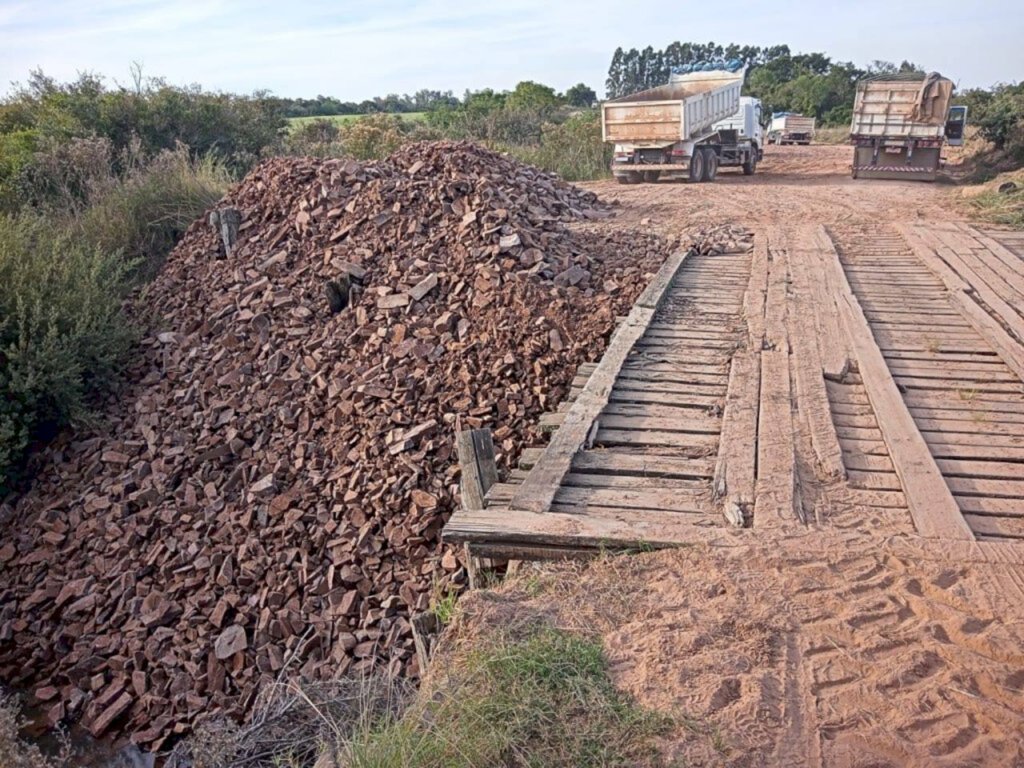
[0,691,71,768]
[810,126,849,146]
[960,169,1024,230]
[168,676,413,768]
[335,618,672,768]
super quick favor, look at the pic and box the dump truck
[768,113,815,145]
[602,66,763,183]
[850,72,966,181]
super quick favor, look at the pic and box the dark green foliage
[0,68,283,206]
[276,89,459,118]
[564,83,598,108]
[973,83,1024,155]
[0,216,137,494]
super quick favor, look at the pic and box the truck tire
[742,151,757,176]
[705,151,719,181]
[642,170,661,183]
[616,172,642,185]
[689,150,706,183]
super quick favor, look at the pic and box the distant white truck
[602,67,764,183]
[768,113,815,145]
[850,72,966,182]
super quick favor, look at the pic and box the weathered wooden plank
[936,458,1024,480]
[789,226,847,478]
[595,428,719,449]
[945,476,1024,498]
[847,469,903,491]
[924,440,1024,460]
[571,451,715,479]
[963,514,1024,539]
[824,226,973,540]
[894,376,1023,393]
[956,495,1024,516]
[457,429,498,511]
[589,413,721,434]
[756,349,796,526]
[755,229,797,527]
[712,349,759,517]
[606,389,721,408]
[842,451,897,473]
[552,485,708,513]
[562,473,708,491]
[897,223,1024,381]
[445,503,718,549]
[510,250,690,513]
[518,447,544,470]
[810,226,853,378]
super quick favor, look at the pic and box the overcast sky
[1,0,1021,99]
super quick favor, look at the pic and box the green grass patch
[288,113,425,132]
[340,624,671,767]
[963,173,1024,230]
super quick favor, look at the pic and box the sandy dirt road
[461,145,1024,766]
[580,144,956,233]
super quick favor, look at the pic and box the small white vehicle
[602,66,764,183]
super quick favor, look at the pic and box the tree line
[606,42,928,125]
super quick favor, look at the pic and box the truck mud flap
[852,167,938,182]
[852,146,940,182]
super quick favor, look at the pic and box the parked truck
[602,66,763,183]
[768,113,815,145]
[850,72,966,181]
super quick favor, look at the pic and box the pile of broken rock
[0,141,674,748]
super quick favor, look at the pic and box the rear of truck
[769,114,816,145]
[601,68,756,183]
[849,73,954,181]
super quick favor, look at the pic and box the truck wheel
[642,170,661,183]
[689,150,706,183]
[705,151,719,181]
[742,151,757,176]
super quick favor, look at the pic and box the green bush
[336,113,411,160]
[0,216,137,494]
[975,83,1024,158]
[504,110,611,181]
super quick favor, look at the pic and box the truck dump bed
[770,114,816,135]
[850,73,953,139]
[602,69,744,145]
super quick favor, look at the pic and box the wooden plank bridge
[443,222,1024,562]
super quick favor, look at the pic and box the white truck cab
[713,97,765,152]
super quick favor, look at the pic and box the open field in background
[287,112,426,130]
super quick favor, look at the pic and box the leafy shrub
[975,83,1024,159]
[336,114,413,160]
[505,110,611,181]
[0,215,137,494]
[1,70,285,177]
[0,129,39,213]
[284,117,347,157]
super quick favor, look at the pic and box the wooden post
[456,430,499,587]
[456,429,498,510]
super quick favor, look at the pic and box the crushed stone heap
[0,141,675,748]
